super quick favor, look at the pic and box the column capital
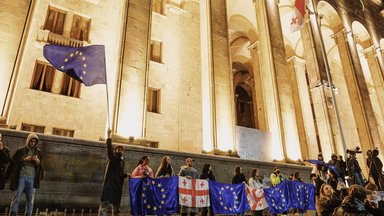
[286,55,306,63]
[331,28,357,43]
[360,45,376,55]
[247,40,260,51]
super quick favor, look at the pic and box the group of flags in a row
[129,176,315,216]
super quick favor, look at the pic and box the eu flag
[290,180,316,211]
[209,181,250,214]
[43,44,106,86]
[129,176,179,216]
[264,180,290,214]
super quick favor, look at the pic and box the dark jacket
[333,196,372,216]
[316,194,342,216]
[100,138,127,204]
[5,133,44,191]
[365,200,384,216]
[200,172,216,181]
[0,145,11,189]
[314,177,325,197]
[232,173,246,184]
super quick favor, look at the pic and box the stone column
[254,0,304,161]
[113,0,151,138]
[287,56,319,160]
[332,29,379,175]
[361,46,384,150]
[206,0,236,151]
[300,16,335,159]
[248,41,266,131]
[1,0,34,118]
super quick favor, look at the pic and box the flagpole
[104,56,111,130]
[307,0,348,160]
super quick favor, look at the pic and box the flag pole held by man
[43,44,107,86]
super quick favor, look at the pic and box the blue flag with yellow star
[43,44,106,86]
[129,176,179,216]
[209,181,250,214]
[263,180,291,214]
[290,180,316,211]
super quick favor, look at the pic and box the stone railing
[36,29,84,47]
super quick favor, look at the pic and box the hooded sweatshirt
[20,133,40,177]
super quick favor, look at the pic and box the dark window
[52,128,74,137]
[30,61,56,92]
[44,6,66,35]
[147,88,160,113]
[61,75,81,98]
[21,123,45,133]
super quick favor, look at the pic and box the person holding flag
[99,129,128,216]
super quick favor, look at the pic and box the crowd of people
[1,131,384,216]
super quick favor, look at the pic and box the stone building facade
[1,0,384,174]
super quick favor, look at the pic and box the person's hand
[186,176,192,179]
[24,156,32,161]
[30,155,39,162]
[0,141,3,150]
[107,128,112,139]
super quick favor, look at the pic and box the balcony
[36,29,85,47]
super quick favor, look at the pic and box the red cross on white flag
[178,176,210,207]
[290,0,308,32]
[245,185,267,211]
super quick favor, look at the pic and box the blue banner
[264,180,316,214]
[129,176,179,216]
[209,181,250,214]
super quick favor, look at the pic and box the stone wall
[0,129,311,212]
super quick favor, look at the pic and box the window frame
[147,88,161,113]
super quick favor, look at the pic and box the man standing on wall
[5,133,44,216]
[99,129,128,216]
[0,132,11,190]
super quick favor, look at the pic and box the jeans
[99,201,120,216]
[10,176,35,215]
[354,172,364,186]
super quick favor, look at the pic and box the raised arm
[106,129,113,160]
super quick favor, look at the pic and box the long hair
[250,168,257,178]
[319,184,333,199]
[155,156,173,177]
[137,155,149,166]
[234,166,242,176]
[202,164,211,175]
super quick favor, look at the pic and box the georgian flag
[178,176,210,207]
[290,0,308,32]
[245,185,268,211]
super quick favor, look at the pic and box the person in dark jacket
[364,183,384,216]
[366,149,384,190]
[329,153,346,181]
[347,151,364,186]
[200,164,215,216]
[5,133,44,216]
[316,184,342,216]
[310,173,325,198]
[0,132,11,190]
[99,129,128,216]
[232,166,246,184]
[333,184,372,216]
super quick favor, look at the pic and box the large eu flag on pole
[43,44,106,86]
[209,181,250,214]
[129,176,179,216]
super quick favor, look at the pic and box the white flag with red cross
[245,185,268,211]
[290,0,308,32]
[178,176,210,207]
